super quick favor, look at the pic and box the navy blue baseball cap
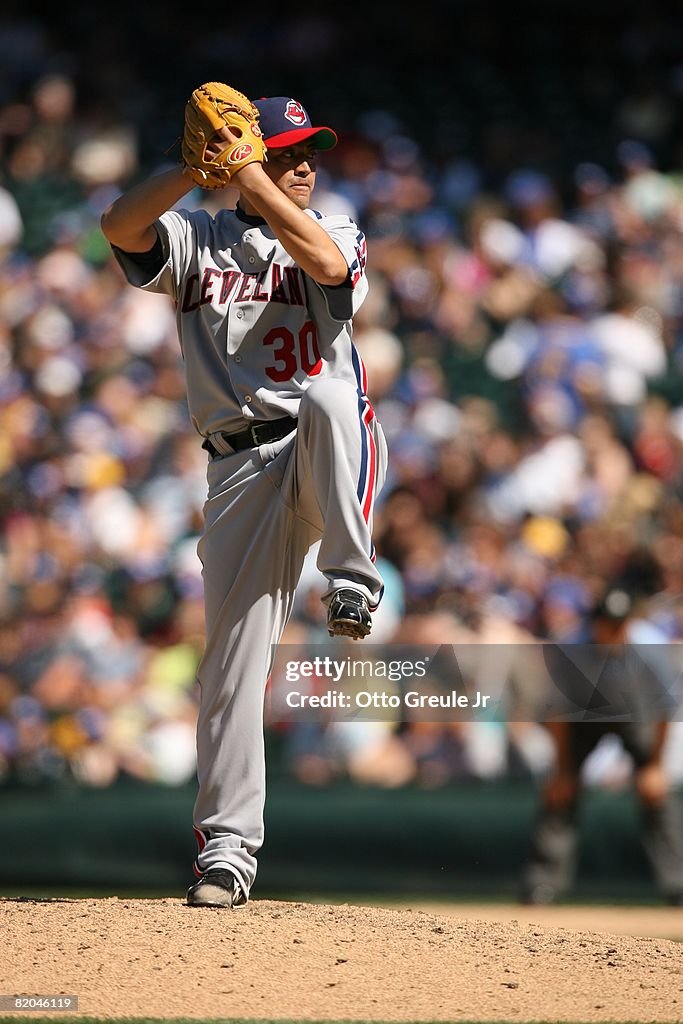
[254,97,337,151]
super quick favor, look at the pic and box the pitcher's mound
[1,897,680,1021]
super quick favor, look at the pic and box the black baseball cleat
[327,588,372,640]
[186,869,246,908]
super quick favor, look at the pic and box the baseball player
[101,86,387,907]
[521,571,683,906]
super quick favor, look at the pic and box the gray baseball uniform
[115,202,386,901]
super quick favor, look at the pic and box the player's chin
[289,186,311,209]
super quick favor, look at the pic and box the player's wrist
[231,161,266,188]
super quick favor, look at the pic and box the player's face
[265,143,318,209]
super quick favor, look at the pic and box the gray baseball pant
[191,378,387,900]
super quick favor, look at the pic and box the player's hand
[204,125,242,160]
[635,762,668,807]
[205,127,265,186]
[543,770,579,811]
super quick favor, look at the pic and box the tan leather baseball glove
[181,82,266,189]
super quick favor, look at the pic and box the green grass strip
[0,1018,647,1024]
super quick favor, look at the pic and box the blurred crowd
[1,6,683,790]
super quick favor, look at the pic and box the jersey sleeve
[111,209,195,302]
[311,213,369,322]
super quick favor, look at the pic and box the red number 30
[264,321,322,382]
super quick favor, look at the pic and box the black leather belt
[202,415,297,457]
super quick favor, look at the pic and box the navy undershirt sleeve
[112,229,165,277]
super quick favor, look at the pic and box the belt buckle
[249,422,265,446]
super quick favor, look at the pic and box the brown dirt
[2,896,683,1021]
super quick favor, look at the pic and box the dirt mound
[1,896,681,1021]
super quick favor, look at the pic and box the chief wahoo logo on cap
[284,100,306,126]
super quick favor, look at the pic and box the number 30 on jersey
[264,321,322,381]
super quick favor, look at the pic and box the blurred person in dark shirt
[521,551,683,905]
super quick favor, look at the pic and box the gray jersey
[115,206,370,437]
